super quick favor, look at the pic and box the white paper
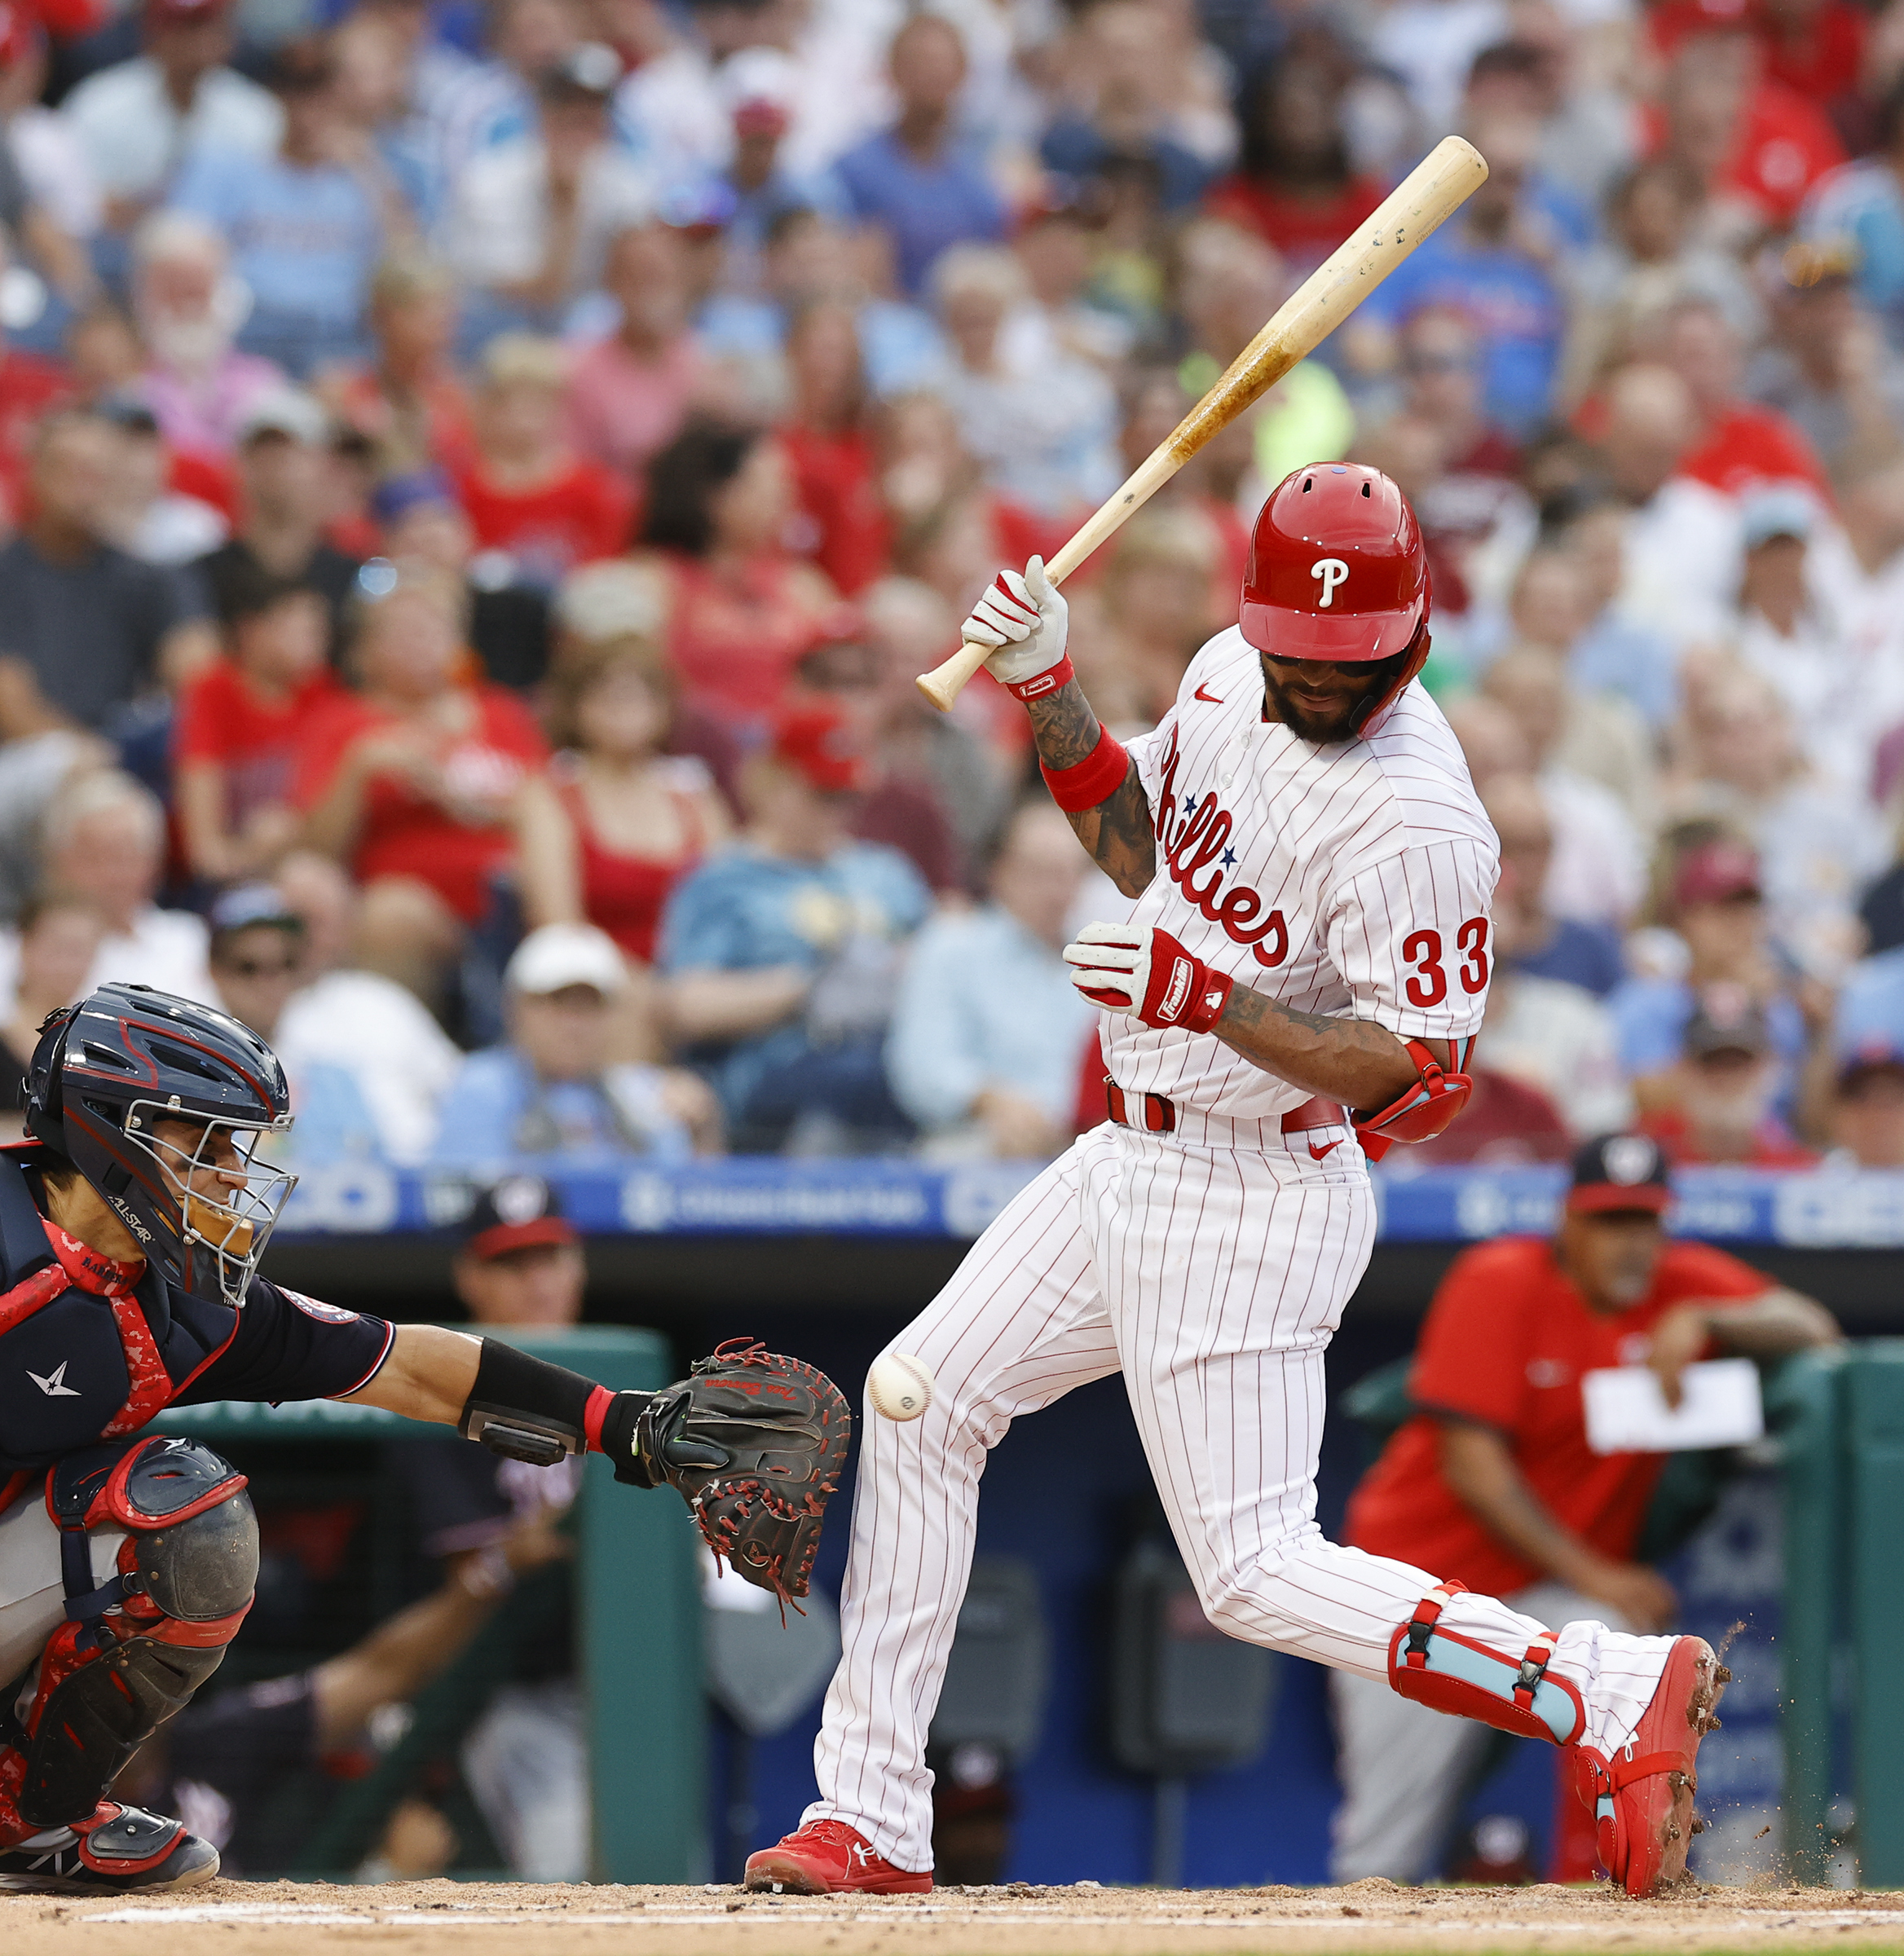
[1580,1359,1765,1456]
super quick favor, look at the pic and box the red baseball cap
[1671,839,1761,912]
[147,0,231,26]
[733,95,790,139]
[771,700,869,795]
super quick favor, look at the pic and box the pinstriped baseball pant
[804,1122,1676,1873]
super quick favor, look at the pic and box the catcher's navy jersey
[0,1152,391,1476]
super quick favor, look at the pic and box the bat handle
[915,634,994,711]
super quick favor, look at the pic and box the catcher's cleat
[1573,1636,1730,1898]
[744,1820,932,1895]
[0,1802,219,1894]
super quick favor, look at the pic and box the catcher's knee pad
[14,1438,257,1827]
[1386,1582,1584,1747]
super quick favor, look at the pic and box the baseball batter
[747,465,1726,1901]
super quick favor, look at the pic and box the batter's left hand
[1064,923,1233,1033]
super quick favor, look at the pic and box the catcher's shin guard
[1386,1583,1585,1747]
[6,1438,257,1831]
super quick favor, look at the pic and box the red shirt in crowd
[1345,1236,1771,1598]
[1641,78,1844,228]
[1637,1106,1819,1170]
[1679,401,1831,501]
[292,686,549,923]
[780,424,891,597]
[666,556,835,731]
[174,658,345,829]
[553,759,708,965]
[453,459,632,584]
[0,346,68,522]
[1202,173,1385,271]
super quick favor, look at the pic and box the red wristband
[1041,727,1131,813]
[1007,656,1074,702]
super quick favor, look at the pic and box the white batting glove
[1064,921,1234,1033]
[960,557,1069,691]
[1064,921,1148,1014]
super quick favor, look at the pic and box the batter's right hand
[961,557,1069,691]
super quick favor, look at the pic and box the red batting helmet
[1240,463,1430,720]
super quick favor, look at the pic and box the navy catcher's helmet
[25,982,297,1307]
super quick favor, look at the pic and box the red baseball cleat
[743,1819,932,1895]
[1574,1635,1729,1897]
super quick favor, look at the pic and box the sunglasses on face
[222,957,300,979]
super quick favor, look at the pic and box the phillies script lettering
[1153,729,1289,967]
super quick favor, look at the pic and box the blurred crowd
[5,0,1904,1165]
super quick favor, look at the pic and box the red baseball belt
[1104,1081,1343,1136]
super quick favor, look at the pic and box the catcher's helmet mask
[26,982,298,1309]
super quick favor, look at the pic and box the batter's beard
[1258,654,1404,742]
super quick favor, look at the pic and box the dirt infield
[8,1878,1904,1956]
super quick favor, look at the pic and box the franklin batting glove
[1064,923,1233,1033]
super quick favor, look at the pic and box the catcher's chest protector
[0,1153,238,1480]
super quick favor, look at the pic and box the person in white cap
[428,921,720,1165]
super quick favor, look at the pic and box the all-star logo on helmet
[24,982,298,1309]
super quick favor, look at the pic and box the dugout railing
[1778,1341,1904,1888]
[152,1324,706,1883]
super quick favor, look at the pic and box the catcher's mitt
[623,1339,851,1604]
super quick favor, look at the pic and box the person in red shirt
[293,564,548,1006]
[320,251,475,479]
[778,297,891,598]
[1334,1133,1838,1884]
[514,632,730,967]
[1646,24,1844,231]
[644,418,838,740]
[452,333,632,588]
[1202,51,1382,274]
[1659,296,1831,502]
[174,559,340,884]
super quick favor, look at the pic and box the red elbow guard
[1353,1037,1474,1163]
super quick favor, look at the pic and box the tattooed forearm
[1025,680,1156,896]
[1215,985,1454,1109]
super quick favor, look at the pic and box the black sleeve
[171,1279,394,1407]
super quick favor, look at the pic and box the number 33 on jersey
[1099,627,1501,1127]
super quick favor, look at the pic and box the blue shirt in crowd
[1510,917,1626,999]
[1833,946,1904,1059]
[1361,223,1566,437]
[427,1048,694,1168]
[1803,161,1904,346]
[830,129,1006,297]
[885,905,1099,1133]
[1609,975,1809,1093]
[170,148,382,372]
[659,841,932,1119]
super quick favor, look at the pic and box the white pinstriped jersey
[1102,626,1499,1121]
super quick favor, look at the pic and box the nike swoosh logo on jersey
[1194,685,1224,703]
[1308,1139,1342,1161]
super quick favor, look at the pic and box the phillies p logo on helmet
[1311,558,1350,608]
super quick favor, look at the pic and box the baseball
[867,1352,933,1421]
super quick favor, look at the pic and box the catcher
[0,981,849,1894]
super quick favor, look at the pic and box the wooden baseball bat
[915,134,1489,711]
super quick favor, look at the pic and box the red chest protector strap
[0,1174,169,1439]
